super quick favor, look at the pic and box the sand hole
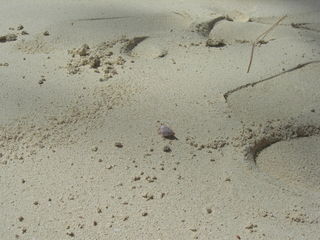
[239,122,320,191]
[131,38,168,58]
[120,36,149,54]
[192,16,225,37]
[256,135,320,191]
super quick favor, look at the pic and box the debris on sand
[43,30,50,36]
[66,37,130,80]
[163,145,172,152]
[0,33,18,42]
[206,39,226,48]
[17,24,24,30]
[115,142,123,148]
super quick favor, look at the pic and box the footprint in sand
[257,134,320,191]
[226,61,320,192]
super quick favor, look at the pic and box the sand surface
[1,0,320,239]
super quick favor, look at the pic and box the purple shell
[158,125,175,138]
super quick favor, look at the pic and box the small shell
[158,125,175,138]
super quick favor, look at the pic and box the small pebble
[38,78,46,85]
[0,33,17,42]
[67,232,75,237]
[17,24,24,30]
[133,176,141,181]
[245,223,257,229]
[91,146,98,152]
[163,145,171,152]
[206,39,226,48]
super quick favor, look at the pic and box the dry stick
[247,15,287,73]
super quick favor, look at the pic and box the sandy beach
[1,0,320,239]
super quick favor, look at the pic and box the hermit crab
[158,125,176,139]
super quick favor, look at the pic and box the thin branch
[247,15,287,73]
[225,60,320,100]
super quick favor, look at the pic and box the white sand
[1,0,320,239]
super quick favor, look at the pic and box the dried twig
[247,15,287,73]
